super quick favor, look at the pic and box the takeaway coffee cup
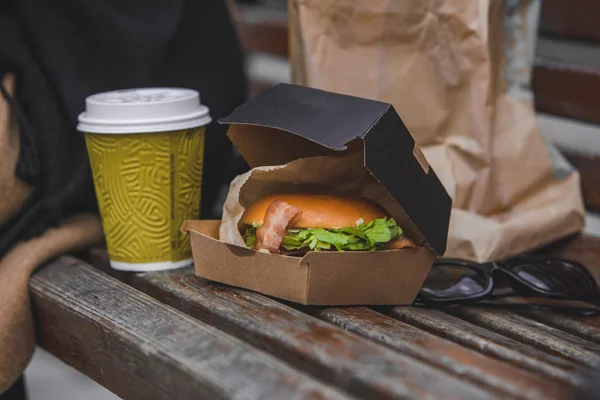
[77,88,210,271]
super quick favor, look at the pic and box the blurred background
[23,0,600,398]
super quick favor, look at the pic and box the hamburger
[241,193,416,254]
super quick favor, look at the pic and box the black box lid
[219,84,452,255]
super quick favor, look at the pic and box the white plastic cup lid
[77,87,212,134]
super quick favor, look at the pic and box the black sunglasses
[416,255,600,315]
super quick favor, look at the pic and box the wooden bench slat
[564,154,600,211]
[516,308,600,345]
[128,268,493,400]
[539,0,600,42]
[386,307,580,385]
[533,38,600,126]
[446,308,600,366]
[496,296,600,347]
[30,257,350,400]
[533,61,600,126]
[308,306,571,399]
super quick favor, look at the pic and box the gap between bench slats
[29,257,350,400]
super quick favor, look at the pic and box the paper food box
[182,84,452,305]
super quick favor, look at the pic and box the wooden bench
[29,234,600,399]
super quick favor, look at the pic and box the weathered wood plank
[129,268,493,400]
[308,306,571,399]
[497,296,600,348]
[533,60,600,126]
[386,307,581,385]
[446,308,600,366]
[30,257,351,400]
[533,38,600,126]
[516,307,600,345]
[539,0,600,42]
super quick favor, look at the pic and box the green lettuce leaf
[244,217,403,252]
[245,226,257,248]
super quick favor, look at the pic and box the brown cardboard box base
[183,220,435,305]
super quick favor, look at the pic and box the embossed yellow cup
[77,88,210,271]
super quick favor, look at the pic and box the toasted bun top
[241,193,389,229]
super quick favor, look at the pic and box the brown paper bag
[289,0,585,261]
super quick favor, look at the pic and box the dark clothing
[1,376,27,400]
[0,0,247,256]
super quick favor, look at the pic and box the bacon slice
[384,236,418,250]
[254,200,302,254]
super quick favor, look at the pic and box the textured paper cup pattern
[78,88,211,271]
[85,128,204,268]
